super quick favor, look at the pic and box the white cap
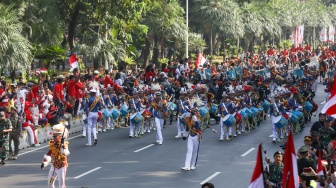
[58,75,65,79]
[90,89,97,93]
[93,70,99,74]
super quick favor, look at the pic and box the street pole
[105,23,108,70]
[186,0,189,59]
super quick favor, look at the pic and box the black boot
[94,139,97,145]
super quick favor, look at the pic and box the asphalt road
[0,82,327,188]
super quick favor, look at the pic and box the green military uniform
[8,114,22,158]
[0,118,12,161]
[318,127,335,149]
[266,162,283,188]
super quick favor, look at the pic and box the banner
[290,28,296,45]
[329,25,335,43]
[320,27,328,42]
[297,25,304,45]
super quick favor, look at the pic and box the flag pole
[186,0,189,59]
[260,144,267,188]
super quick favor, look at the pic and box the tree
[0,4,32,81]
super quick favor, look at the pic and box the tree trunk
[222,36,226,63]
[10,69,15,82]
[143,35,152,67]
[93,58,99,71]
[152,35,160,66]
[68,1,81,52]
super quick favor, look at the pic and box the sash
[88,97,99,112]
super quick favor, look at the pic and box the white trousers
[154,117,164,143]
[177,118,185,136]
[271,116,277,140]
[129,122,140,137]
[47,165,67,188]
[23,126,34,145]
[87,112,98,144]
[220,117,233,139]
[184,135,199,168]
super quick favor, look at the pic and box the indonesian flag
[248,144,265,188]
[316,151,327,188]
[321,74,336,118]
[328,25,335,43]
[195,52,206,68]
[282,131,299,188]
[39,68,47,74]
[69,54,79,71]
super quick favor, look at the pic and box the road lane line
[200,172,221,185]
[241,148,255,157]
[74,167,102,179]
[321,101,326,104]
[18,135,82,156]
[134,144,154,153]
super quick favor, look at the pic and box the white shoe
[156,140,159,143]
[129,135,134,138]
[103,129,106,132]
[35,144,40,147]
[220,137,224,141]
[175,135,181,138]
[159,142,162,145]
[190,166,196,170]
[233,134,237,137]
[238,131,241,135]
[85,143,91,146]
[147,130,151,133]
[82,134,86,137]
[181,167,190,171]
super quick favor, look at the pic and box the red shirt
[290,47,297,53]
[145,71,155,80]
[304,45,311,51]
[67,80,76,98]
[75,82,84,99]
[103,75,114,88]
[53,83,64,101]
[267,49,275,56]
[26,91,36,103]
[297,46,303,52]
[282,50,289,56]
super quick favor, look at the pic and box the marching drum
[111,108,120,120]
[274,116,287,129]
[304,101,313,113]
[239,110,247,120]
[293,110,303,119]
[130,112,143,124]
[168,102,177,112]
[263,100,270,112]
[180,112,190,125]
[223,114,236,127]
[120,104,129,117]
[251,107,259,116]
[199,107,209,118]
[244,108,253,118]
[103,109,111,119]
[290,113,299,124]
[209,104,218,114]
[142,108,152,118]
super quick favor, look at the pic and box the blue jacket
[186,119,201,137]
[85,96,102,113]
[269,102,285,117]
[217,102,231,117]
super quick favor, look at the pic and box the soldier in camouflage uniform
[8,107,22,160]
[318,117,335,151]
[265,151,284,188]
[0,111,12,164]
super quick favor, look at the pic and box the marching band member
[269,96,286,143]
[181,108,201,171]
[41,124,70,188]
[176,89,187,138]
[84,89,102,146]
[218,93,233,141]
[129,91,142,137]
[150,91,168,145]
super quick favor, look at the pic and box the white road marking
[321,101,326,104]
[269,134,273,137]
[241,148,255,157]
[200,172,221,185]
[18,135,82,156]
[134,144,154,153]
[74,167,102,179]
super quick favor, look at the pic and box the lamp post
[186,0,189,59]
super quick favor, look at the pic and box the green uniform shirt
[267,162,283,184]
[318,127,335,146]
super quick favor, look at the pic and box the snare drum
[142,108,152,118]
[130,112,143,124]
[209,104,218,114]
[304,101,313,113]
[244,108,253,118]
[239,110,247,120]
[199,107,209,118]
[235,112,242,124]
[168,102,177,112]
[223,114,236,127]
[103,109,111,119]
[290,113,298,124]
[120,104,129,117]
[274,116,287,129]
[111,108,120,120]
[263,100,270,112]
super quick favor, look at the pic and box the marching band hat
[273,151,283,157]
[155,91,161,96]
[58,75,65,79]
[93,70,99,74]
[89,89,97,93]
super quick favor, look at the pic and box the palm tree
[0,4,33,81]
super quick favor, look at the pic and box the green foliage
[158,58,169,65]
[124,56,136,65]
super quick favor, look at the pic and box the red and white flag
[248,144,265,188]
[195,52,206,68]
[282,131,299,188]
[39,68,47,74]
[316,151,327,188]
[69,54,78,71]
[329,25,335,43]
[321,74,336,118]
[320,27,328,42]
